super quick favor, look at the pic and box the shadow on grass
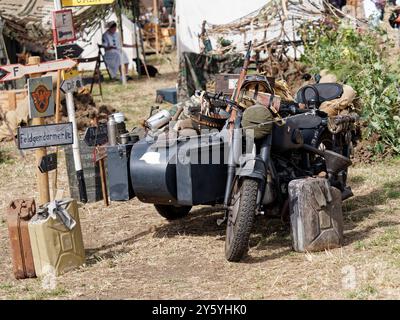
[152,205,292,263]
[85,227,155,266]
[344,180,400,215]
[342,179,400,244]
[85,178,400,265]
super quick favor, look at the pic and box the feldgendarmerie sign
[18,123,74,150]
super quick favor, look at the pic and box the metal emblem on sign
[28,76,54,118]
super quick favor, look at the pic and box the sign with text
[39,153,58,173]
[56,43,84,59]
[28,76,55,118]
[61,76,83,93]
[63,68,80,80]
[61,0,115,7]
[18,123,74,150]
[0,59,77,82]
[52,9,76,45]
[83,124,108,146]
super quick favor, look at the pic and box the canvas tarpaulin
[176,0,268,55]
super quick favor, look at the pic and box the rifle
[228,41,252,132]
[222,41,252,210]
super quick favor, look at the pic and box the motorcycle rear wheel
[154,204,192,220]
[225,178,258,262]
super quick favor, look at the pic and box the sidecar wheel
[154,204,192,220]
[225,178,258,262]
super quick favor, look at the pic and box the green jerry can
[28,199,85,277]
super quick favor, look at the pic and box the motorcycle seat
[296,83,343,106]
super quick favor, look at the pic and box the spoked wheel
[225,178,258,262]
[154,204,192,220]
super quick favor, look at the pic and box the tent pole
[131,0,141,79]
[116,0,127,84]
[153,0,160,55]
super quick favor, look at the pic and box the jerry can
[28,198,85,276]
[6,199,36,279]
[288,177,344,252]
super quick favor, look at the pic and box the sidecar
[130,133,228,207]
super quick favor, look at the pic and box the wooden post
[51,69,62,200]
[28,56,50,205]
[153,0,160,55]
[7,91,17,111]
[99,157,109,206]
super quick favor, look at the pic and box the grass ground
[1,54,400,299]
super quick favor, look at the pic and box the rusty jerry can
[28,199,85,277]
[288,177,344,252]
[6,199,36,279]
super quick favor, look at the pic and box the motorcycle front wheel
[225,178,258,262]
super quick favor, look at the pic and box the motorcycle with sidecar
[129,75,358,261]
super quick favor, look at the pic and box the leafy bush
[299,20,400,155]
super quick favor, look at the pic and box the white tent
[176,0,269,55]
[78,12,142,72]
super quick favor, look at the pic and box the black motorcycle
[129,77,358,262]
[218,80,358,261]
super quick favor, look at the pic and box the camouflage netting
[177,52,244,101]
[0,0,113,55]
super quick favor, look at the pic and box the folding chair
[77,45,111,99]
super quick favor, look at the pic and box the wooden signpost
[56,43,84,59]
[27,76,55,118]
[0,59,77,82]
[18,123,74,150]
[52,9,77,45]
[61,0,115,7]
[83,124,108,147]
[61,74,83,94]
[52,0,88,203]
[39,153,58,174]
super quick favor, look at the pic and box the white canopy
[176,0,268,55]
[78,12,142,71]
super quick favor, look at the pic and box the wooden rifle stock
[228,41,252,131]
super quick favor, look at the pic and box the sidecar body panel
[130,136,228,206]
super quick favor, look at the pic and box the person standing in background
[162,0,175,27]
[102,21,136,81]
